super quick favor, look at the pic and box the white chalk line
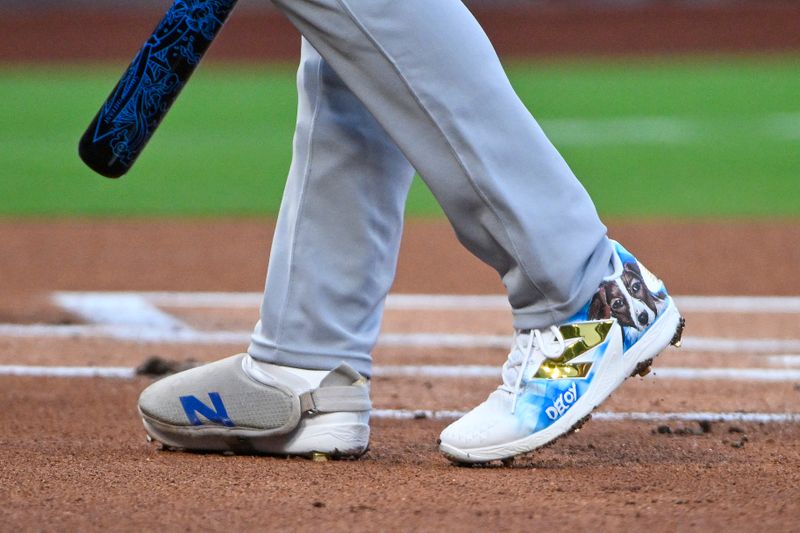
[3,322,800,355]
[374,365,800,382]
[3,365,797,424]
[0,366,796,424]
[52,291,800,314]
[54,292,188,329]
[373,409,800,424]
[0,323,247,344]
[674,295,800,314]
[0,362,793,425]
[0,365,136,379]
[767,355,800,367]
[679,337,800,354]
[3,364,800,382]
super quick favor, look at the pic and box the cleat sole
[139,413,369,460]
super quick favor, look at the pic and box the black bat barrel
[79,0,238,178]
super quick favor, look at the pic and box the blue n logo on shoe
[179,392,235,427]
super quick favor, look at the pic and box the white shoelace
[500,326,567,414]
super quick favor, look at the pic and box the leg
[265,0,683,463]
[270,0,613,328]
[137,39,413,457]
[138,2,684,462]
[248,38,415,377]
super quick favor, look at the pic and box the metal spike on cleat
[671,317,686,347]
[311,452,329,462]
[630,359,653,378]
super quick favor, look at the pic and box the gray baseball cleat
[138,354,371,459]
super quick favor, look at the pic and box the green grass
[1,55,798,217]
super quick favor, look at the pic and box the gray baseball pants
[248,0,613,377]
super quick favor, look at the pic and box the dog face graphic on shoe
[590,261,666,335]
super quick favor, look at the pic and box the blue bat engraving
[88,0,236,170]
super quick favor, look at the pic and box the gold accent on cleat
[638,365,652,377]
[535,320,614,380]
[311,452,329,462]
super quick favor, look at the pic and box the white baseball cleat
[438,241,685,464]
[138,354,371,459]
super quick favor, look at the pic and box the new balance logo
[179,392,235,427]
[545,382,578,421]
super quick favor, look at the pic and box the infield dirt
[1,219,800,531]
[3,2,800,529]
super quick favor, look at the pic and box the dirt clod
[135,356,200,377]
[653,422,711,436]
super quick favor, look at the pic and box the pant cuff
[511,240,613,330]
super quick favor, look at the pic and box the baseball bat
[79,0,238,178]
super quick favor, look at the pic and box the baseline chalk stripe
[594,411,800,424]
[3,321,800,355]
[54,292,188,329]
[51,291,800,313]
[133,291,262,309]
[2,364,800,382]
[372,409,800,424]
[680,337,800,353]
[648,367,800,382]
[0,365,136,379]
[767,355,800,367]
[374,365,800,382]
[675,295,800,314]
[0,365,796,424]
[0,324,249,344]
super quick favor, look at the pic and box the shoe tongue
[502,329,566,388]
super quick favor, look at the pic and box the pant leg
[269,0,614,329]
[248,39,415,377]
